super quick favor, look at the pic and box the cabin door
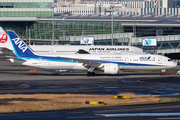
[38,57,43,67]
[158,57,162,64]
[124,57,129,64]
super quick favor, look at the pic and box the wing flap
[58,56,101,67]
[77,49,90,54]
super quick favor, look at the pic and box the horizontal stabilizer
[5,56,27,61]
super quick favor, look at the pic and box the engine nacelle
[104,64,120,74]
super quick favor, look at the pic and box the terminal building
[0,0,180,59]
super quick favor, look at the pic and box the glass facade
[0,3,52,8]
[132,40,180,54]
[31,20,124,40]
[4,19,180,44]
[0,19,180,55]
[0,20,136,45]
[0,20,127,41]
[130,33,180,54]
[0,21,34,40]
[124,26,180,37]
[0,0,53,17]
[0,11,52,17]
[0,0,53,40]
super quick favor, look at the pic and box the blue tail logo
[11,38,28,53]
[7,30,35,57]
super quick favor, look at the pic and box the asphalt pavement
[1,55,180,120]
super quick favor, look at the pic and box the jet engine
[104,63,120,74]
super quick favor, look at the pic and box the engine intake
[104,64,120,74]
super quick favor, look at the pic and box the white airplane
[0,43,145,55]
[0,27,144,55]
[0,27,177,76]
[28,45,145,55]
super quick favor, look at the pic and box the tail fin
[7,30,36,57]
[0,27,14,51]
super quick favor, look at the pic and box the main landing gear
[87,72,95,76]
[87,66,95,76]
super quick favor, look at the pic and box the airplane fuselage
[10,53,176,71]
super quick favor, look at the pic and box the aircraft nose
[172,61,177,68]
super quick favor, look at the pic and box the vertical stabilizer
[0,27,14,51]
[7,30,36,57]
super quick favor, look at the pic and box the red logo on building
[0,32,8,43]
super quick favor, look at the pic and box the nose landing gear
[161,69,166,75]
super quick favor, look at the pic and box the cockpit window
[168,59,171,62]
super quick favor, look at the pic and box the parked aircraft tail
[0,27,14,51]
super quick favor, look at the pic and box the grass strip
[0,93,180,113]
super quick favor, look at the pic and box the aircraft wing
[77,49,90,54]
[58,56,102,67]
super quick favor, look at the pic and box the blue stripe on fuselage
[15,56,78,63]
[17,56,162,67]
[86,59,162,66]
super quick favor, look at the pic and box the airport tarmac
[0,73,180,96]
[1,102,180,120]
[1,56,180,119]
[0,73,180,120]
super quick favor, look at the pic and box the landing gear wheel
[161,69,166,76]
[87,72,95,76]
[91,72,95,76]
[87,72,91,77]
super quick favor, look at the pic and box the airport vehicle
[1,28,176,76]
[0,28,144,55]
